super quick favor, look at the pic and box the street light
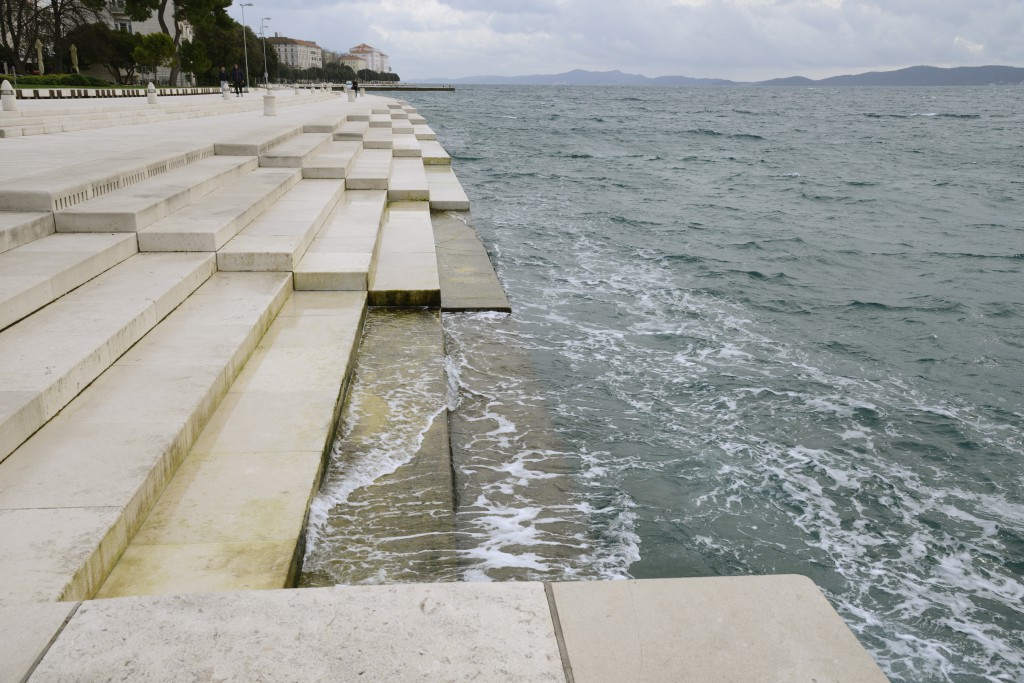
[260,17,270,87]
[239,2,252,92]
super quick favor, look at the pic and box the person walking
[232,64,244,97]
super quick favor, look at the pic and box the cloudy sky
[238,0,1024,81]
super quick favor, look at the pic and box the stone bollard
[293,85,300,96]
[1,80,17,111]
[222,83,231,101]
[147,82,157,105]
[347,89,355,102]
[263,90,277,116]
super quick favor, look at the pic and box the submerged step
[216,179,345,272]
[0,272,291,604]
[138,168,300,252]
[55,156,258,233]
[97,291,366,598]
[302,308,454,585]
[432,211,510,313]
[368,201,439,306]
[0,232,138,330]
[0,252,215,464]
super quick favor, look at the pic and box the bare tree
[45,0,105,73]
[0,0,42,72]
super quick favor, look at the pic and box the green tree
[66,21,141,83]
[132,29,174,83]
[178,38,209,80]
[123,0,230,86]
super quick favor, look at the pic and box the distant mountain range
[413,65,1024,87]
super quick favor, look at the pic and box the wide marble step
[0,272,291,604]
[55,156,258,233]
[294,190,387,291]
[138,168,300,252]
[0,142,215,212]
[0,252,215,464]
[392,134,422,158]
[346,149,392,190]
[420,140,451,165]
[368,201,439,306]
[388,158,430,201]
[216,179,345,272]
[303,141,362,179]
[335,120,369,141]
[96,290,366,598]
[0,232,138,330]
[259,133,333,168]
[426,166,471,211]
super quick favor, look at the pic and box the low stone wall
[14,87,221,100]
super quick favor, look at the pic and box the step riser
[0,213,55,254]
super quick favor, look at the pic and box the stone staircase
[0,94,476,605]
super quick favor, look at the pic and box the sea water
[393,86,1023,682]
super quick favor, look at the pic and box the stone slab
[0,212,55,254]
[345,148,392,190]
[388,157,430,201]
[0,601,77,682]
[392,133,423,157]
[293,252,372,290]
[0,232,138,330]
[334,119,369,140]
[426,166,470,210]
[420,139,451,164]
[54,156,258,233]
[432,211,510,312]
[302,140,362,179]
[0,142,216,213]
[137,168,300,252]
[363,126,394,149]
[214,124,303,156]
[551,575,889,683]
[216,179,345,272]
[369,202,439,307]
[0,252,215,464]
[259,132,332,168]
[32,583,563,682]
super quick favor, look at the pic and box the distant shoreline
[411,65,1024,88]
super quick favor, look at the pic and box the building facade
[268,36,323,70]
[103,0,194,84]
[348,43,389,74]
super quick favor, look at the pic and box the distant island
[413,65,1024,87]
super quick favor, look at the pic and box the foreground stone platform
[3,576,886,682]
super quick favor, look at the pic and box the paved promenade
[0,89,886,681]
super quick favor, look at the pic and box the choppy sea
[346,85,1023,681]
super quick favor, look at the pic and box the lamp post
[239,2,253,92]
[260,17,270,87]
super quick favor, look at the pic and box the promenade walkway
[0,89,886,681]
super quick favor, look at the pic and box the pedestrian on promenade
[232,64,244,97]
[352,80,359,97]
[219,66,228,91]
